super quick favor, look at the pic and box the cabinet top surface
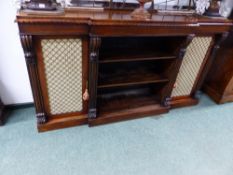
[16,9,233,26]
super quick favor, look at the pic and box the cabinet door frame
[35,35,89,120]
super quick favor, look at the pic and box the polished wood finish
[16,9,233,131]
[0,98,4,126]
[89,104,168,126]
[38,114,88,132]
[34,35,89,132]
[20,35,48,124]
[162,34,194,108]
[88,36,101,119]
[203,30,233,104]
[36,36,89,119]
[171,96,198,108]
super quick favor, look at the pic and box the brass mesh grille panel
[41,39,83,115]
[172,37,212,97]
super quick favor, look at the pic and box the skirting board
[3,102,88,132]
[0,102,34,126]
[5,102,34,109]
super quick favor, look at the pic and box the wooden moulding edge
[88,104,169,126]
[37,114,88,132]
[170,96,198,109]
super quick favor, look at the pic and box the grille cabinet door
[171,37,213,97]
[37,38,88,117]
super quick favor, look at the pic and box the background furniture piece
[16,10,232,132]
[203,30,233,104]
[0,98,5,126]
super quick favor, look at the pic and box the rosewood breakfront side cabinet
[16,9,233,132]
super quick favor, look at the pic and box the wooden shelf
[89,104,168,126]
[97,84,165,111]
[99,36,185,64]
[98,94,160,113]
[89,93,168,126]
[98,67,169,88]
[99,50,176,63]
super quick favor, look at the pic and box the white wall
[0,1,33,105]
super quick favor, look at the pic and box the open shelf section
[98,70,168,88]
[99,36,185,63]
[98,94,160,113]
[88,35,187,126]
[98,60,171,88]
[97,84,164,112]
[99,50,176,63]
[89,85,168,126]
